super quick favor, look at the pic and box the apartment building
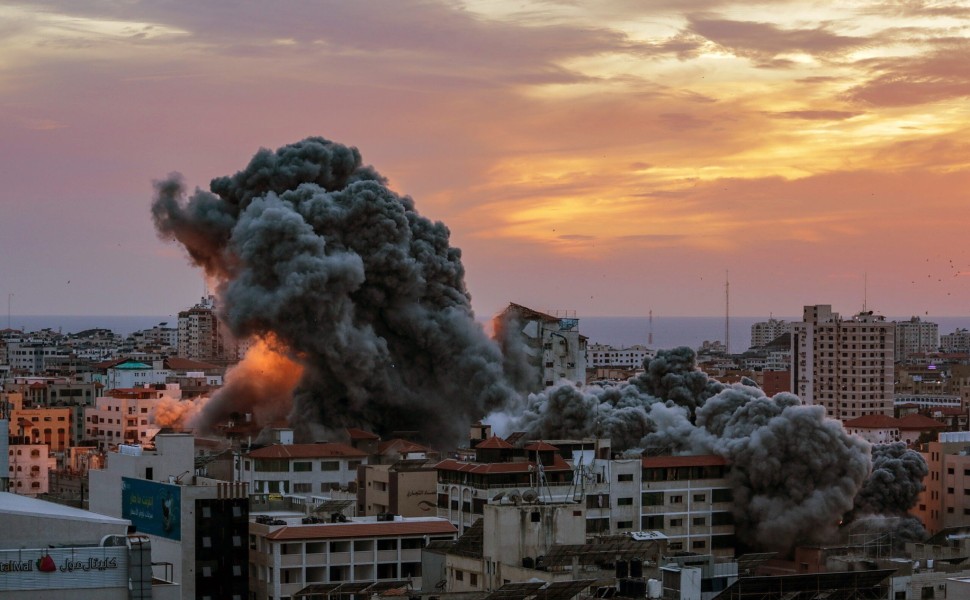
[249,514,457,600]
[587,343,654,370]
[435,437,576,533]
[89,433,249,600]
[84,386,178,449]
[7,439,56,497]
[178,296,239,365]
[896,317,939,362]
[493,303,587,390]
[240,434,368,498]
[750,318,789,349]
[914,432,970,536]
[792,305,895,421]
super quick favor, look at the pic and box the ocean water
[10,314,970,352]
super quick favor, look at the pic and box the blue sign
[121,477,181,540]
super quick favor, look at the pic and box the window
[617,497,633,506]
[693,517,706,526]
[293,461,312,472]
[616,521,633,529]
[455,570,464,582]
[642,492,663,506]
[470,573,478,587]
[617,474,634,482]
[321,461,340,471]
[294,483,312,493]
[669,495,683,504]
[693,493,706,502]
[670,518,683,527]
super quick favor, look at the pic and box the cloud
[771,110,863,120]
[686,14,868,63]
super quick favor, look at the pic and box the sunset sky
[3,1,970,320]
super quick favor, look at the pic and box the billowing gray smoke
[844,442,928,545]
[503,347,927,553]
[152,138,516,448]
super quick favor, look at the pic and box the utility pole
[725,271,730,353]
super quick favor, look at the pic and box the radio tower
[648,309,653,346]
[724,270,730,354]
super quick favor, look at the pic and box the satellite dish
[522,489,539,503]
[509,491,522,505]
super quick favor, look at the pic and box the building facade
[895,317,939,362]
[750,318,789,349]
[248,515,457,600]
[493,303,587,391]
[791,305,895,421]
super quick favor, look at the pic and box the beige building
[915,431,970,535]
[240,435,368,499]
[83,387,173,449]
[493,303,587,391]
[7,440,56,497]
[792,305,895,421]
[895,317,939,362]
[356,442,439,518]
[249,514,457,600]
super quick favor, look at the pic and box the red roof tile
[435,455,572,474]
[265,519,457,541]
[164,356,220,371]
[896,413,948,430]
[523,441,559,451]
[346,428,380,440]
[843,414,899,429]
[246,442,368,459]
[475,436,514,449]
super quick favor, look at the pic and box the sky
[2,0,970,320]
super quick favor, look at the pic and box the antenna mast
[725,270,730,353]
[863,272,868,313]
[648,309,653,346]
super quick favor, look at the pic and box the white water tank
[647,579,662,599]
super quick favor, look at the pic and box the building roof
[843,414,900,429]
[896,413,947,430]
[265,518,457,541]
[641,454,728,468]
[378,439,434,455]
[0,492,130,526]
[247,442,368,460]
[164,356,220,371]
[476,435,515,450]
[346,428,380,440]
[435,455,572,474]
[523,441,559,451]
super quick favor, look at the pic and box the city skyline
[3,1,970,318]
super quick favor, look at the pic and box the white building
[0,492,178,599]
[791,305,895,422]
[750,318,789,349]
[249,514,457,600]
[587,343,654,370]
[896,317,939,361]
[89,433,249,600]
[493,303,587,390]
[240,435,368,498]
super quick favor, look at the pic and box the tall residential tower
[791,305,894,421]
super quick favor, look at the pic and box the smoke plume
[499,347,928,553]
[153,138,517,448]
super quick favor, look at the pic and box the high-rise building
[177,296,239,365]
[791,305,895,421]
[750,318,788,349]
[895,316,939,361]
[493,303,587,391]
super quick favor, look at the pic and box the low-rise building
[249,513,457,600]
[240,433,368,499]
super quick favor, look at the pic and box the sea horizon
[6,313,970,353]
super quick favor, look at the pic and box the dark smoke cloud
[153,137,517,448]
[845,442,928,543]
[501,348,921,553]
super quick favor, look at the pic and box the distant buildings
[587,343,653,370]
[792,305,895,421]
[750,318,788,349]
[896,316,939,362]
[177,295,240,365]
